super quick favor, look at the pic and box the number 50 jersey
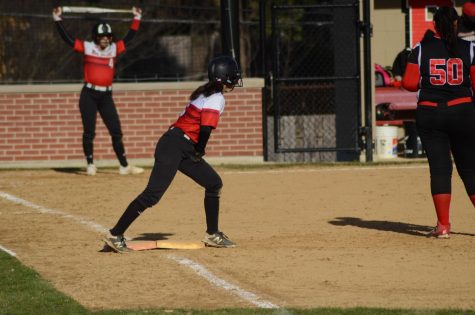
[403,32,475,103]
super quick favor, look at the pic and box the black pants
[416,102,475,195]
[110,127,223,235]
[79,87,127,166]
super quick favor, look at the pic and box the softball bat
[61,6,132,14]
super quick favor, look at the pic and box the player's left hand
[190,150,204,163]
[52,7,62,21]
[132,7,142,20]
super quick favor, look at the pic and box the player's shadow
[52,168,85,175]
[131,232,174,241]
[328,217,475,237]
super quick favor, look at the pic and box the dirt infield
[1,164,475,310]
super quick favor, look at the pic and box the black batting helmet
[92,22,113,38]
[207,55,243,88]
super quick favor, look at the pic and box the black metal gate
[263,1,362,162]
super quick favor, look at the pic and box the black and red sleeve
[116,18,141,54]
[54,21,76,48]
[470,43,475,92]
[402,44,421,92]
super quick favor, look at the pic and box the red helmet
[463,2,475,17]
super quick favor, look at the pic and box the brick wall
[0,80,264,165]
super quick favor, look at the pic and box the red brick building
[408,0,455,47]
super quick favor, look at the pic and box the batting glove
[52,7,62,21]
[132,7,142,20]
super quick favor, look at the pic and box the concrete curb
[0,156,265,169]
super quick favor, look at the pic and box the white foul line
[168,255,279,309]
[0,191,279,309]
[0,191,108,234]
[0,244,17,257]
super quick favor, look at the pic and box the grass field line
[0,244,17,256]
[0,190,281,310]
[221,164,428,175]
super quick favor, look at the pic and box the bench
[375,87,423,157]
[375,86,417,126]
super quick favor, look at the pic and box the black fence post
[260,0,268,161]
[363,0,373,162]
[220,0,240,65]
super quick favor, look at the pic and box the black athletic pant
[79,86,128,166]
[416,102,475,196]
[110,127,223,236]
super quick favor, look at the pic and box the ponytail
[189,81,223,101]
[433,6,460,57]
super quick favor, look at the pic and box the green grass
[0,250,87,315]
[0,250,473,315]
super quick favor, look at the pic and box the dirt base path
[1,164,474,310]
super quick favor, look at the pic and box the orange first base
[127,240,205,251]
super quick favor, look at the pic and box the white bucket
[375,126,398,159]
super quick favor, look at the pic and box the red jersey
[172,92,225,143]
[72,18,140,87]
[73,40,126,87]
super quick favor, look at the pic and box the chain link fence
[0,0,261,84]
[265,1,361,162]
[2,0,364,163]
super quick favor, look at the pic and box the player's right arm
[193,94,225,159]
[402,44,421,92]
[52,7,84,52]
[470,43,475,92]
[115,7,142,55]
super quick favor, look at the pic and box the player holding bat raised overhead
[52,6,144,176]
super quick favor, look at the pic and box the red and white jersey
[172,92,225,143]
[73,40,126,86]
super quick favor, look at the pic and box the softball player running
[402,7,475,238]
[52,7,144,176]
[104,56,242,252]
